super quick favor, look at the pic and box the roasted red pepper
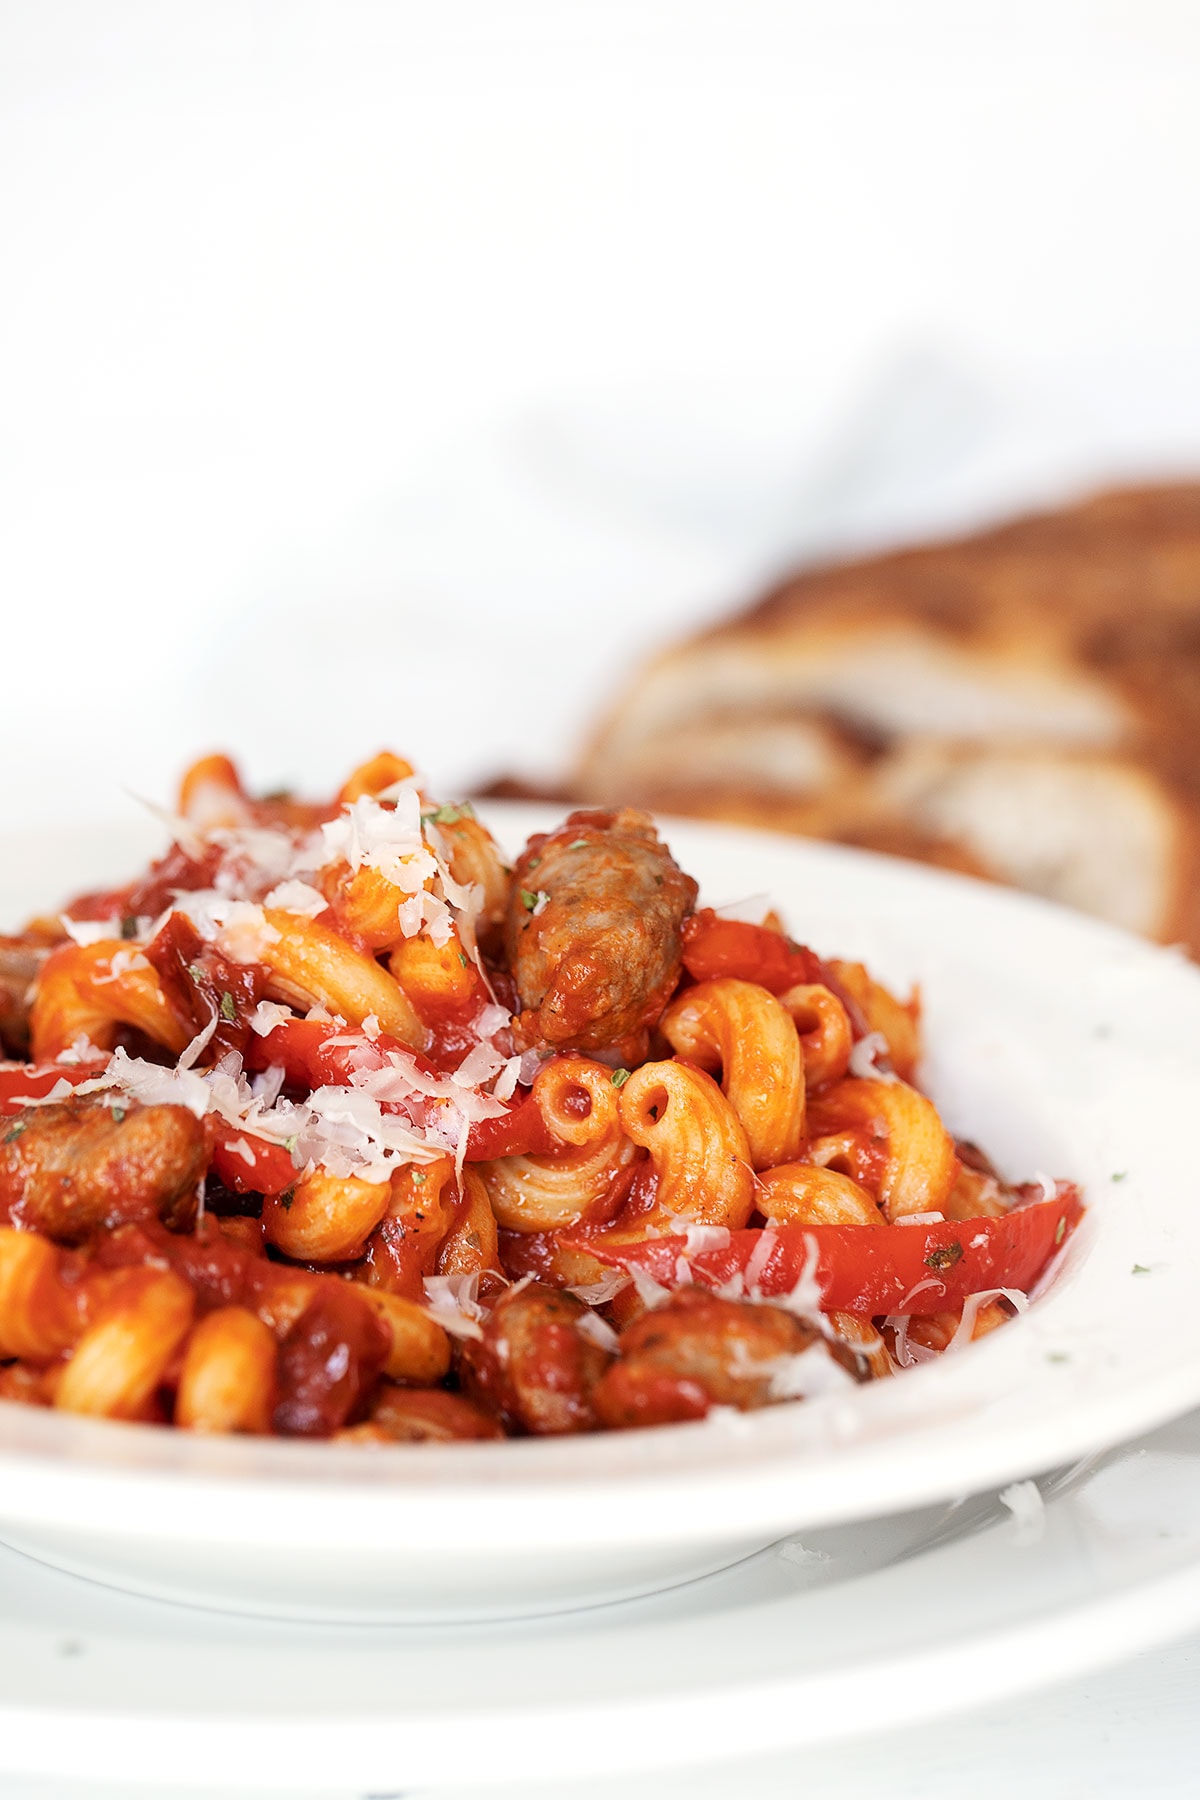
[681,911,827,993]
[680,911,868,1034]
[0,1061,104,1114]
[209,1123,298,1197]
[245,1019,557,1160]
[565,1185,1083,1315]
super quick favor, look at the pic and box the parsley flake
[1054,1216,1067,1246]
[186,962,205,984]
[422,802,474,827]
[1132,1262,1151,1275]
[457,951,468,968]
[3,1120,27,1144]
[567,838,590,850]
[284,1135,299,1154]
[412,1169,427,1186]
[110,1105,126,1124]
[924,1241,964,1271]
[1047,1351,1071,1364]
[610,1067,632,1088]
[219,991,237,1023]
[519,888,540,912]
[1111,1170,1128,1183]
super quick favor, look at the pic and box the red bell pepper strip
[244,1019,558,1161]
[0,1061,106,1115]
[459,1087,558,1160]
[243,1018,390,1089]
[564,1185,1084,1316]
[210,1123,298,1197]
[680,910,869,1034]
[681,911,827,993]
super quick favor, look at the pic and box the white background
[1,8,1199,1791]
[2,1,1200,828]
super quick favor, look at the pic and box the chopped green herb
[284,1135,299,1154]
[187,962,205,984]
[219,991,237,1023]
[457,951,468,968]
[412,1169,427,1185]
[924,1241,964,1271]
[610,1067,632,1088]
[119,915,139,941]
[110,1105,126,1124]
[1054,1216,1067,1246]
[519,888,540,912]
[422,802,475,827]
[279,1186,296,1211]
[1132,1263,1151,1275]
[567,839,590,850]
[527,855,541,871]
[1111,1170,1128,1183]
[1047,1351,1071,1364]
[3,1120,27,1144]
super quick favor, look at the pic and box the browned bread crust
[575,483,1200,952]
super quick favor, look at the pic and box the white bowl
[1,804,1199,1623]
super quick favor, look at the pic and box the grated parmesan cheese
[998,1478,1046,1545]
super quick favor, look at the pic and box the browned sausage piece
[0,1096,208,1242]
[339,1386,504,1443]
[273,1284,390,1437]
[459,1280,613,1436]
[592,1288,862,1430]
[505,808,698,1059]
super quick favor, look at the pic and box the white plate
[4,1406,1200,1792]
[1,804,1200,1621]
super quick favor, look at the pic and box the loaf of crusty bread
[576,484,1200,951]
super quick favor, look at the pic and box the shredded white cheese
[998,1478,1046,1546]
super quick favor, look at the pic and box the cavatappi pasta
[0,755,1082,1440]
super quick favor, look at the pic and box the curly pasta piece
[827,960,921,1080]
[825,1312,894,1379]
[355,1289,452,1384]
[179,753,253,831]
[54,1267,195,1419]
[755,1161,881,1226]
[434,814,510,949]
[778,983,853,1090]
[338,753,415,804]
[807,1077,960,1220]
[30,941,190,1061]
[263,1170,393,1263]
[321,864,409,950]
[435,1168,502,1285]
[176,1306,277,1434]
[660,979,804,1170]
[363,1158,460,1298]
[481,1057,638,1233]
[0,1227,82,1360]
[259,910,430,1051]
[388,929,481,1015]
[617,1060,754,1229]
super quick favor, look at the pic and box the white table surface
[0,1626,1196,1799]
[0,1607,1194,1800]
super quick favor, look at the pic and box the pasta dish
[0,754,1082,1441]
